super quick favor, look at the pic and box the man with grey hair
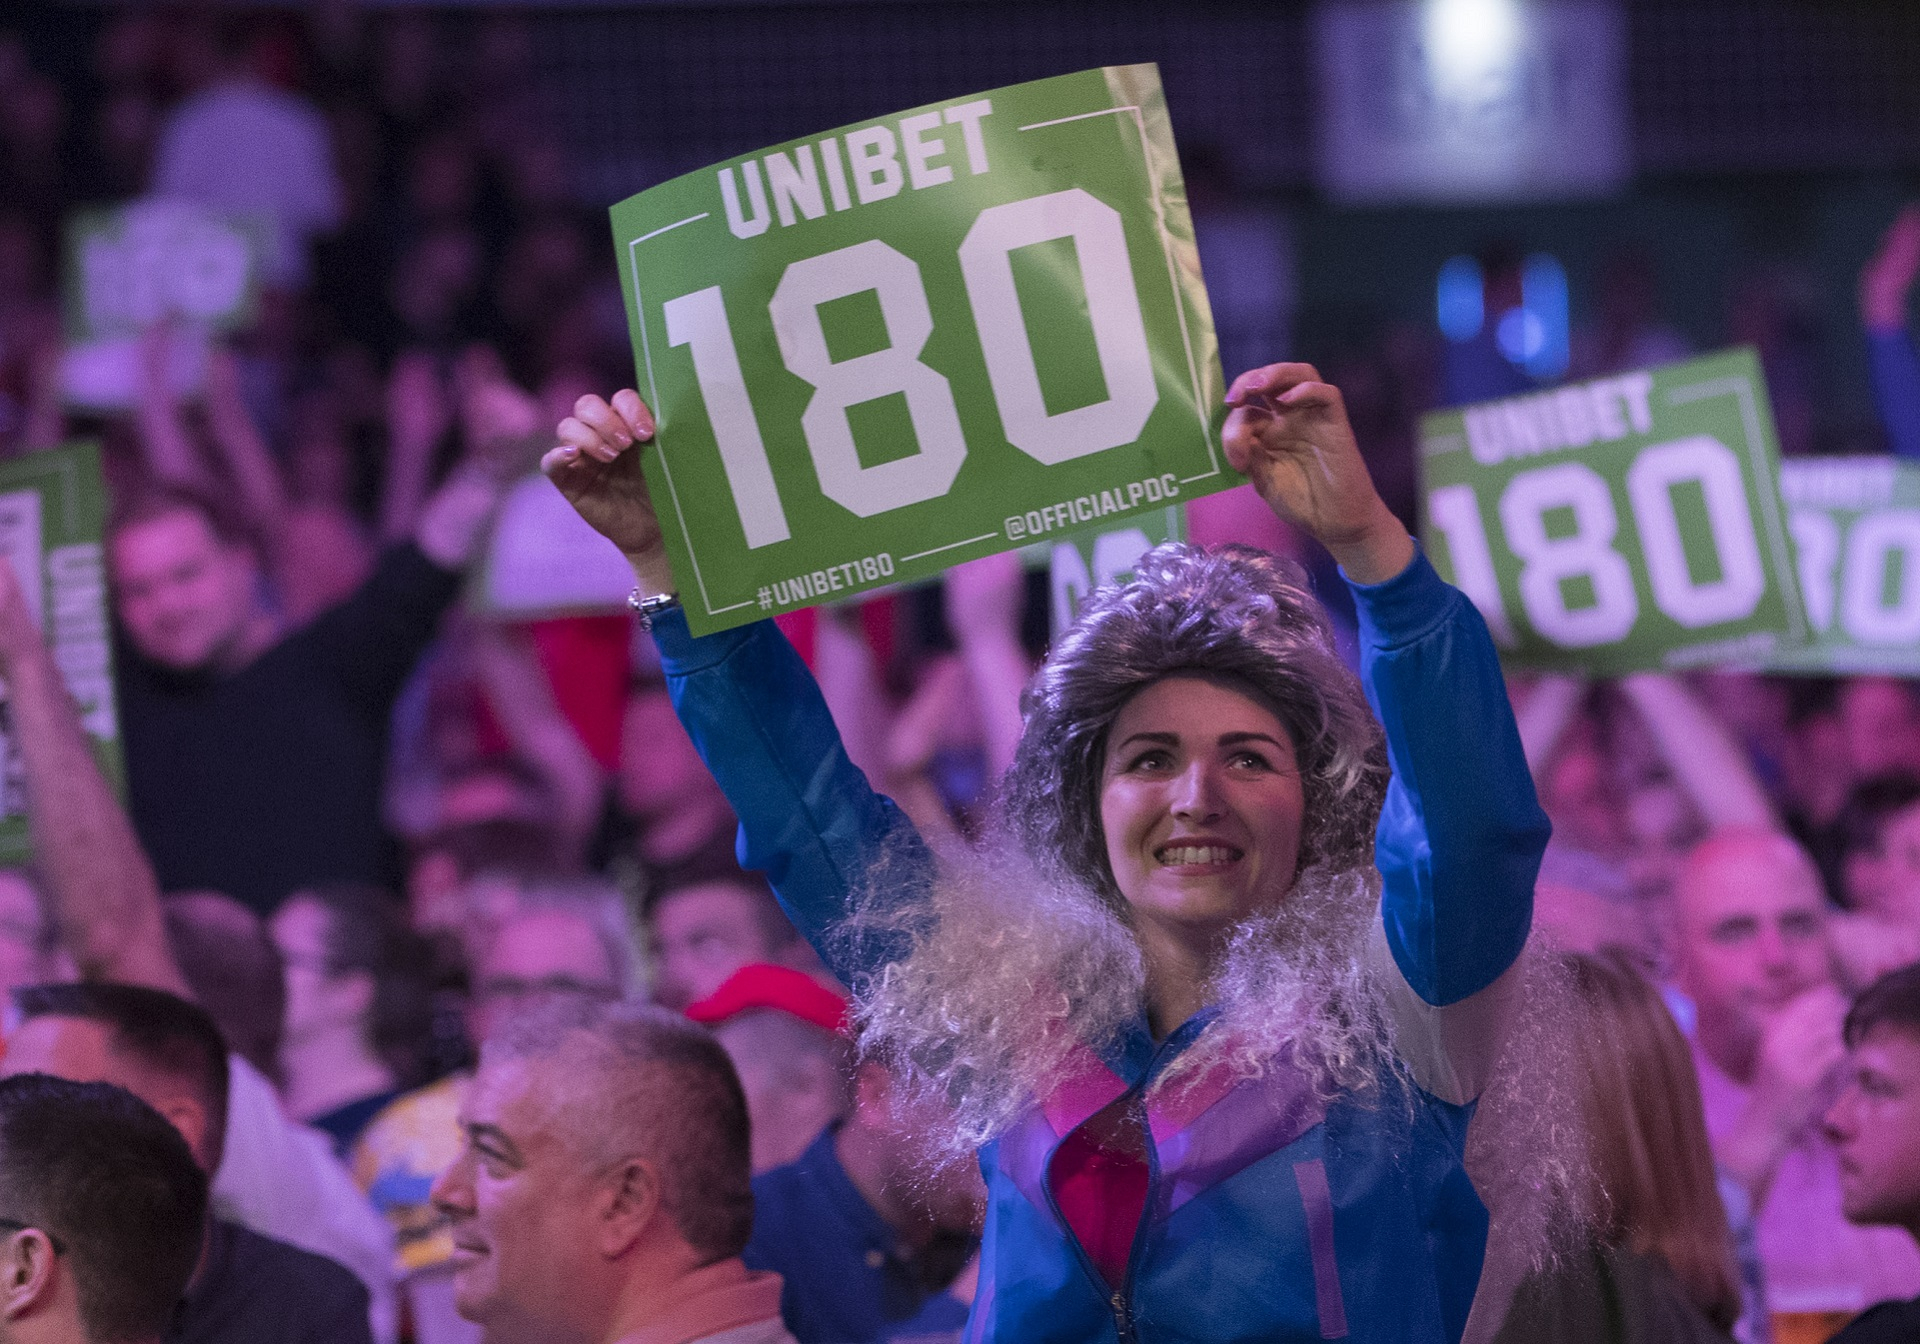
[430,998,794,1344]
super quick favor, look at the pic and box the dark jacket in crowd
[1830,1294,1920,1344]
[169,1219,373,1344]
[122,543,460,915]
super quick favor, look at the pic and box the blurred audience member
[1489,951,1740,1343]
[0,1073,207,1344]
[742,1049,983,1344]
[430,997,793,1344]
[688,965,852,1175]
[271,885,434,1155]
[2,985,374,1344]
[162,891,285,1084]
[1826,964,1920,1342]
[646,853,810,1014]
[151,15,341,287]
[618,686,735,870]
[0,558,397,1336]
[1860,204,1920,461]
[0,872,64,998]
[352,899,629,1344]
[403,817,575,946]
[1830,777,1920,988]
[110,419,507,915]
[1673,832,1920,1318]
[1572,248,1691,378]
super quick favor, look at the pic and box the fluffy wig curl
[1001,542,1390,904]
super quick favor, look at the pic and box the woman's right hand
[543,390,666,573]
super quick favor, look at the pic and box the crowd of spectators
[0,9,1915,1344]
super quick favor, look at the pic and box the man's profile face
[110,508,259,673]
[649,884,780,1013]
[1675,839,1831,1034]
[1826,1025,1920,1231]
[431,1053,603,1339]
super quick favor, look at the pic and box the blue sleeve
[651,608,932,985]
[1348,550,1550,1007]
[1868,328,1920,460]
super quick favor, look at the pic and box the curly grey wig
[848,544,1400,1150]
[1001,542,1390,902]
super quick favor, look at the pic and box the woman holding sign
[544,364,1551,1344]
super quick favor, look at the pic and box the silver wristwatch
[628,589,681,632]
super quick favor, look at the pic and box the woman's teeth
[1157,845,1239,866]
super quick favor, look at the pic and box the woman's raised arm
[544,393,933,984]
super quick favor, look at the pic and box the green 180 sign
[1771,457,1920,673]
[612,65,1229,635]
[1418,349,1804,674]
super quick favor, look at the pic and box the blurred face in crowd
[649,882,786,1014]
[712,1011,848,1174]
[433,1049,614,1339]
[1675,832,1831,1064]
[1826,1024,1920,1236]
[1841,679,1920,779]
[618,689,722,822]
[1100,676,1305,937]
[0,1017,213,1169]
[1542,742,1628,859]
[1870,801,1920,929]
[467,909,619,1046]
[271,897,371,1049]
[110,507,261,674]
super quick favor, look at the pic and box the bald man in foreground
[430,998,797,1344]
[1674,829,1920,1316]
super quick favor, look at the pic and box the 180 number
[1427,435,1767,648]
[661,188,1159,548]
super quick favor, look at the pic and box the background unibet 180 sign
[1418,348,1804,675]
[611,65,1229,635]
[1771,457,1920,675]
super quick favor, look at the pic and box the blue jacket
[654,551,1550,1344]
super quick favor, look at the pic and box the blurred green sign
[1771,457,1920,674]
[1418,348,1805,674]
[610,64,1229,635]
[1042,504,1186,635]
[65,200,265,342]
[0,443,120,861]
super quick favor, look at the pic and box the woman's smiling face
[1099,674,1306,936]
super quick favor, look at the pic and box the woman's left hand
[1222,362,1414,584]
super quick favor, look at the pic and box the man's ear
[0,1229,61,1322]
[154,1093,211,1170]
[596,1157,661,1259]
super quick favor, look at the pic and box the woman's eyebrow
[1219,732,1287,749]
[1115,731,1179,751]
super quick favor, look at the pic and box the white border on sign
[627,95,1218,623]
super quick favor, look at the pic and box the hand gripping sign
[610,65,1229,635]
[1418,348,1806,675]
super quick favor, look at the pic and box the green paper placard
[0,443,121,862]
[1417,348,1805,674]
[610,64,1229,635]
[65,200,266,342]
[1043,503,1186,635]
[1770,457,1920,674]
